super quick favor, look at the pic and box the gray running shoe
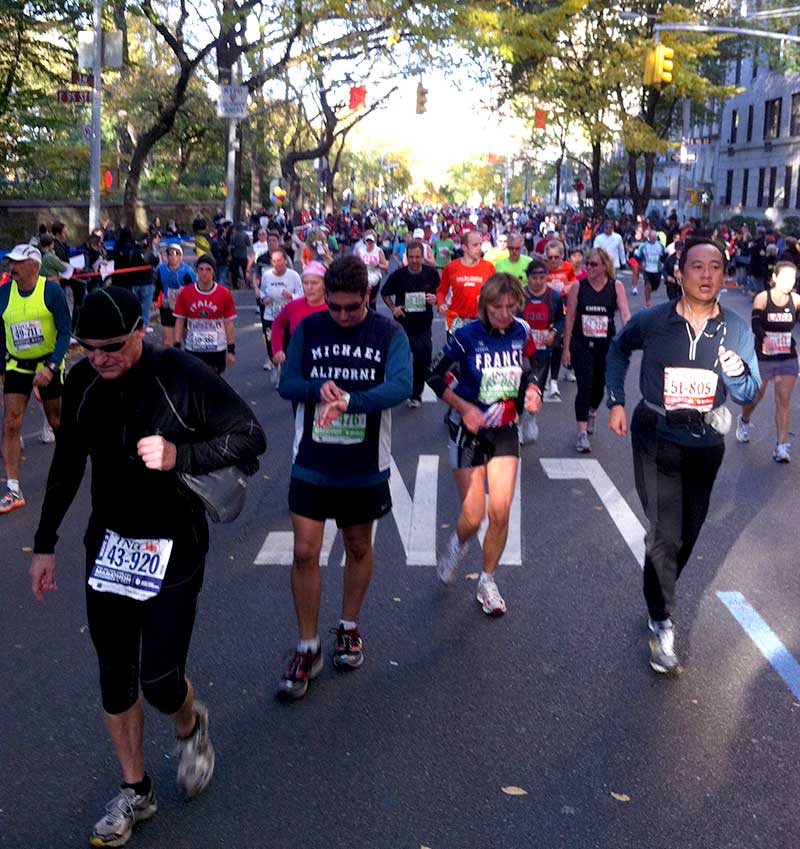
[175,702,215,798]
[437,532,469,585]
[587,410,597,435]
[648,618,682,675]
[90,785,158,847]
[575,431,591,453]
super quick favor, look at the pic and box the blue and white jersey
[442,317,534,413]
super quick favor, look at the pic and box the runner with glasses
[276,255,412,699]
[29,286,266,846]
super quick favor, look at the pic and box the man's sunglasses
[79,318,142,352]
[327,301,364,314]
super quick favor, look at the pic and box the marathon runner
[258,247,302,382]
[493,232,532,286]
[154,244,196,349]
[736,260,800,462]
[29,286,266,846]
[562,247,630,453]
[276,255,412,699]
[520,258,564,443]
[0,244,71,514]
[634,228,667,308]
[381,239,440,408]
[270,261,328,374]
[606,237,760,675]
[543,239,577,399]
[428,273,543,615]
[173,255,236,375]
[437,231,495,336]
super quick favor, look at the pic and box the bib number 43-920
[88,530,173,601]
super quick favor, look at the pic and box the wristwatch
[45,361,58,373]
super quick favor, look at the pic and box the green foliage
[778,216,800,237]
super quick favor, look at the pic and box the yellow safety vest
[2,276,58,373]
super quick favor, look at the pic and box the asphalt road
[2,276,800,849]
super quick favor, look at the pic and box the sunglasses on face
[586,261,603,267]
[80,319,142,352]
[327,300,364,314]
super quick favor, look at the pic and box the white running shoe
[437,532,469,585]
[773,442,791,463]
[631,287,638,295]
[735,414,750,443]
[544,381,561,402]
[263,359,273,371]
[476,575,507,616]
[40,424,56,444]
[575,431,591,453]
[561,368,576,383]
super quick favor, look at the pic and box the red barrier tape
[46,264,155,281]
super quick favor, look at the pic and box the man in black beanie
[28,286,266,847]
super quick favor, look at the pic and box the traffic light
[415,82,428,114]
[643,44,675,87]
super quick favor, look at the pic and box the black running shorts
[288,477,392,528]
[448,419,519,469]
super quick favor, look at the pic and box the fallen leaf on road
[389,661,399,666]
[501,786,528,796]
[229,555,235,560]
[392,597,401,602]
[561,805,576,815]
[465,573,479,581]
[21,546,32,552]
[610,792,631,802]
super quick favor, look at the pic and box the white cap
[7,244,42,264]
[412,228,424,239]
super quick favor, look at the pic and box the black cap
[77,286,143,340]
[195,254,216,272]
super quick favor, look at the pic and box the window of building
[784,167,792,209]
[757,168,765,206]
[725,170,734,205]
[752,52,758,79]
[764,98,782,140]
[768,167,777,206]
[735,57,742,85]
[791,93,800,135]
[796,171,800,208]
[746,105,754,142]
[742,169,749,206]
[730,109,739,143]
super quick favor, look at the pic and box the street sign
[82,125,92,142]
[72,70,95,87]
[217,85,248,119]
[57,90,91,105]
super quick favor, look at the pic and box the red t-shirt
[436,258,495,330]
[545,261,576,297]
[173,282,236,352]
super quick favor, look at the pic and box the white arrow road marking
[540,458,645,568]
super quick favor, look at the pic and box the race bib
[663,367,719,412]
[478,366,522,404]
[312,408,367,444]
[88,530,173,601]
[531,328,551,347]
[10,320,44,351]
[167,287,180,309]
[405,291,426,313]
[581,315,609,338]
[187,318,225,352]
[762,331,792,356]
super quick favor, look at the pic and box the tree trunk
[628,150,656,219]
[590,140,606,217]
[554,153,563,208]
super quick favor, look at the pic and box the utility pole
[89,0,102,231]
[224,62,238,223]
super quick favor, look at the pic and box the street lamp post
[89,0,102,231]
